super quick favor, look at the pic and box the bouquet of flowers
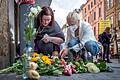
[24,6,41,42]
[0,51,108,79]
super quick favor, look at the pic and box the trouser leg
[106,44,110,62]
[103,45,106,60]
[85,41,100,56]
[103,44,109,61]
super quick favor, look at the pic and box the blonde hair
[67,12,80,22]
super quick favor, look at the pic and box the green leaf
[96,61,107,72]
[53,70,62,76]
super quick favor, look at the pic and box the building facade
[105,0,120,54]
[105,0,120,40]
[82,0,105,39]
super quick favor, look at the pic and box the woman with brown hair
[34,6,64,56]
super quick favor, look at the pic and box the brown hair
[105,27,110,33]
[36,6,54,29]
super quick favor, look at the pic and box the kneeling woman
[34,6,65,56]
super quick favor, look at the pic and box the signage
[99,19,111,34]
[15,0,35,4]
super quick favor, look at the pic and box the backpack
[98,34,103,44]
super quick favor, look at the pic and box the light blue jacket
[64,20,97,52]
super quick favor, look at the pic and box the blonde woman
[60,12,100,60]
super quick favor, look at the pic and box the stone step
[0,73,16,80]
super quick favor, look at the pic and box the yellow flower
[41,56,51,64]
[31,57,39,62]
[44,59,51,64]
[32,52,40,57]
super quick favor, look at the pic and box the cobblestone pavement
[0,59,120,80]
[39,59,120,80]
[40,68,120,80]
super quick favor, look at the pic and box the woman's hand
[42,34,51,43]
[42,34,63,45]
[59,48,69,59]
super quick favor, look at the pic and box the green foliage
[24,6,41,43]
[95,60,107,72]
[0,56,108,76]
[37,57,64,76]
[24,18,36,42]
[0,60,23,75]
[73,60,87,73]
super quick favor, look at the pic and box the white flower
[87,65,100,73]
[36,6,42,12]
[28,6,42,17]
[86,63,95,67]
[30,7,38,16]
[86,63,100,73]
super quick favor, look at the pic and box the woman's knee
[85,40,95,48]
[85,41,100,56]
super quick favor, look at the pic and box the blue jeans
[84,40,100,56]
[67,38,100,56]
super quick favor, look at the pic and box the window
[99,8,101,17]
[109,16,113,27]
[91,2,93,8]
[94,12,96,20]
[119,12,120,20]
[107,0,113,9]
[88,4,90,10]
[109,0,113,8]
[94,27,96,36]
[98,23,100,34]
[110,16,113,24]
[85,8,86,13]
[94,0,96,5]
[118,12,120,26]
[88,16,90,23]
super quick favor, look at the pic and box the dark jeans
[103,43,110,62]
[34,40,60,56]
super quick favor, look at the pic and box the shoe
[106,66,114,72]
[107,61,112,63]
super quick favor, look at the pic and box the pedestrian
[100,27,112,63]
[34,6,65,56]
[60,12,100,61]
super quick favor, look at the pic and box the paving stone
[0,73,16,80]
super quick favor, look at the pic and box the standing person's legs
[106,44,111,62]
[103,43,108,61]
[84,40,100,56]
